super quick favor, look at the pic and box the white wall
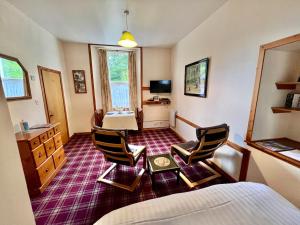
[171,0,300,206]
[0,77,35,224]
[0,0,73,135]
[62,42,94,133]
[253,49,300,140]
[142,48,172,128]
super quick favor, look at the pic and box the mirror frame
[245,33,300,168]
[0,53,32,101]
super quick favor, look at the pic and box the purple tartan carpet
[31,129,229,225]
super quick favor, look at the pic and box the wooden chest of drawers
[15,123,67,196]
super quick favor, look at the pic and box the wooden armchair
[171,123,229,188]
[135,108,143,131]
[94,109,104,127]
[92,127,146,192]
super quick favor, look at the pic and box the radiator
[169,109,177,128]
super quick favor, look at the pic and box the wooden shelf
[143,100,170,105]
[275,82,300,90]
[271,107,300,113]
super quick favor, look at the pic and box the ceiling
[7,0,227,47]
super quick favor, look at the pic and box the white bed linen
[94,182,300,225]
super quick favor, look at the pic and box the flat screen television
[150,80,171,93]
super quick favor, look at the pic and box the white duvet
[94,182,300,225]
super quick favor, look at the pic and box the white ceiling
[7,0,227,47]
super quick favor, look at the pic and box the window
[107,51,129,109]
[0,55,31,100]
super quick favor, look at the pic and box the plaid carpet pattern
[31,129,229,225]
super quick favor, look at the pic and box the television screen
[150,80,171,93]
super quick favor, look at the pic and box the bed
[94,182,300,225]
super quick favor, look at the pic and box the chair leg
[97,163,145,192]
[143,149,147,169]
[179,161,221,189]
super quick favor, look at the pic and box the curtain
[99,49,112,113]
[128,51,138,111]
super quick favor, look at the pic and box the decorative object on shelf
[118,10,137,48]
[153,96,159,101]
[184,58,209,98]
[285,92,300,108]
[143,98,171,105]
[20,120,29,131]
[72,70,87,93]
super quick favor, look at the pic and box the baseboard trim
[143,127,170,131]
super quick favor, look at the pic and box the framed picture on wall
[184,58,209,98]
[72,70,87,93]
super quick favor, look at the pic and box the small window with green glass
[0,54,31,100]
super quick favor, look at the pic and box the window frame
[107,50,130,110]
[0,53,32,101]
[245,34,300,168]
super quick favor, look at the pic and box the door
[39,66,69,144]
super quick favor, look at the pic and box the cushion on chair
[176,141,199,152]
[128,144,146,164]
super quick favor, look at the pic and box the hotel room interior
[1,0,300,224]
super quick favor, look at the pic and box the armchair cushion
[128,144,146,163]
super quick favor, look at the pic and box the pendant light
[118,9,137,48]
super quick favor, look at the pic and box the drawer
[30,137,40,150]
[52,147,65,168]
[37,157,55,185]
[54,124,61,134]
[53,133,63,149]
[44,138,56,156]
[32,144,47,167]
[39,133,48,143]
[47,129,55,138]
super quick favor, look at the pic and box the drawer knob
[38,152,42,158]
[45,169,49,173]
[58,156,61,160]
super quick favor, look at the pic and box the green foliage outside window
[0,58,24,79]
[107,51,128,82]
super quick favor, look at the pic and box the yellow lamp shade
[118,31,138,48]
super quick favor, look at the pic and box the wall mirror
[246,34,300,168]
[0,54,31,101]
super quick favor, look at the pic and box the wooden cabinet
[15,123,67,196]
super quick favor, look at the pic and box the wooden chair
[171,124,229,188]
[92,127,146,192]
[135,108,143,131]
[94,109,104,127]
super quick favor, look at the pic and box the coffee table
[147,153,180,189]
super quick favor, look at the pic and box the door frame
[38,65,70,140]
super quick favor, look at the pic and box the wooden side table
[147,153,180,189]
